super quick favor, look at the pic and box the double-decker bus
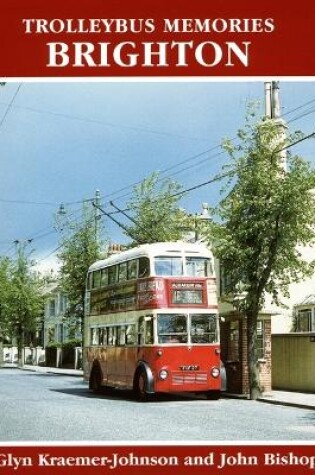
[83,241,224,401]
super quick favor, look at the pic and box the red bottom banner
[0,445,315,475]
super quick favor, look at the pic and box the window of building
[59,295,67,314]
[295,309,313,332]
[257,320,266,359]
[49,299,56,317]
[227,320,239,362]
[219,264,232,296]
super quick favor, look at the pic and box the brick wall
[220,314,272,395]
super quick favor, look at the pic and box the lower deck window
[157,314,187,343]
[190,314,217,343]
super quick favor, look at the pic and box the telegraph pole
[94,189,101,244]
[264,81,288,171]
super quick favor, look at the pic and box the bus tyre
[89,365,102,393]
[135,370,151,402]
[205,390,221,400]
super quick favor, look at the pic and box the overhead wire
[2,88,315,265]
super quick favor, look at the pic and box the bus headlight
[211,367,220,378]
[159,369,169,380]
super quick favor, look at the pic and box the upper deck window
[127,259,138,280]
[138,257,150,278]
[186,257,212,277]
[154,256,183,276]
[92,270,101,288]
[118,262,128,282]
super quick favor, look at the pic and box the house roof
[294,293,315,307]
[41,281,60,296]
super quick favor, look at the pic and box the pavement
[258,390,315,411]
[2,363,315,410]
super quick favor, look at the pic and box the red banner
[1,445,315,474]
[0,0,314,77]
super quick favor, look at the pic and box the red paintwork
[89,277,218,316]
[140,345,221,393]
[137,277,217,310]
[85,344,221,393]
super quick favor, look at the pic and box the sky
[0,80,315,272]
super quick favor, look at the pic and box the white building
[43,282,72,346]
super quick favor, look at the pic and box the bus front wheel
[135,370,151,402]
[205,390,221,400]
[89,365,102,393]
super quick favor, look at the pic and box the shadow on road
[50,386,208,403]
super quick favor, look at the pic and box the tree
[213,110,315,399]
[7,245,43,366]
[124,172,194,245]
[0,257,13,365]
[57,205,103,340]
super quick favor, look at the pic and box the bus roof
[88,241,212,272]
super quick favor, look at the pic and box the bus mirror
[144,316,152,322]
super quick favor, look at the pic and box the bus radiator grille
[172,372,208,385]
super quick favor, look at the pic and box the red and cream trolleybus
[83,241,224,401]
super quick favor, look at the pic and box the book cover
[0,1,314,474]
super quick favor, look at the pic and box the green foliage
[125,172,194,245]
[46,340,62,349]
[57,205,103,325]
[216,117,315,307]
[213,108,315,398]
[0,257,14,339]
[61,338,82,349]
[46,338,81,349]
[0,248,43,364]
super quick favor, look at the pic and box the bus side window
[101,268,108,287]
[92,270,101,288]
[118,326,126,345]
[126,324,136,345]
[108,327,115,346]
[91,328,98,345]
[100,327,107,345]
[127,259,137,280]
[145,316,154,344]
[118,262,127,282]
[138,316,145,345]
[108,266,117,285]
[138,257,150,278]
[87,272,93,290]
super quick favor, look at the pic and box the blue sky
[0,80,314,271]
